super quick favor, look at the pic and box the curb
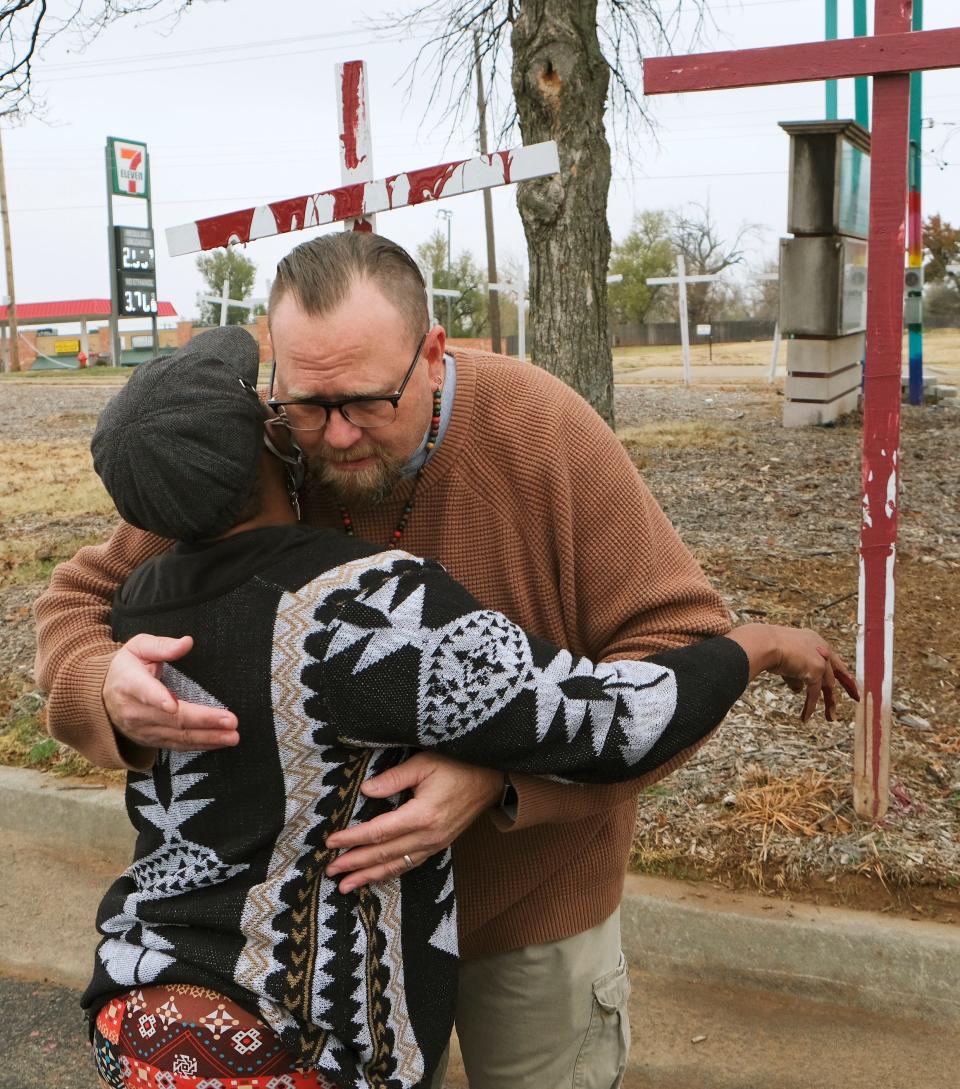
[2,765,133,869]
[3,765,959,1024]
[621,874,960,1025]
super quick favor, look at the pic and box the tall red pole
[854,0,913,820]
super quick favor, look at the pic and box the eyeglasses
[266,330,428,432]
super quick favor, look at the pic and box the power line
[614,168,787,182]
[37,27,411,72]
[34,36,414,84]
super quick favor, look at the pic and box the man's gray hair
[269,232,429,340]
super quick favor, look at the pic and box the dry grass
[726,768,852,861]
[618,420,736,454]
[612,328,960,376]
[1,440,114,522]
[613,340,774,370]
[0,439,115,589]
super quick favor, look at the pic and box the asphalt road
[3,964,958,1089]
[0,974,97,1089]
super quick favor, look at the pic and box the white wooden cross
[488,274,528,361]
[646,255,723,384]
[165,60,559,257]
[199,279,269,326]
[421,267,460,326]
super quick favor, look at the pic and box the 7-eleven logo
[112,139,148,196]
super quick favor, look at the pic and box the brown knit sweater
[34,348,731,958]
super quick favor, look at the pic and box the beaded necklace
[337,386,442,545]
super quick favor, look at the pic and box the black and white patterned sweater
[82,525,749,1089]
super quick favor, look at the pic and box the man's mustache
[314,446,380,465]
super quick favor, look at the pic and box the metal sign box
[780,120,871,239]
[779,235,868,338]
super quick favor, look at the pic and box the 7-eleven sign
[108,137,149,198]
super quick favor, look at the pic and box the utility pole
[0,119,21,373]
[474,31,502,354]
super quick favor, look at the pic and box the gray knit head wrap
[91,326,265,542]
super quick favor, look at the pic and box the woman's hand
[727,624,859,723]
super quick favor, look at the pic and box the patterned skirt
[93,984,336,1089]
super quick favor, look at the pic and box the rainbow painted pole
[854,0,870,126]
[826,0,839,118]
[907,0,925,406]
[851,1,870,234]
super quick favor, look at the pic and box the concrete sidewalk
[3,764,959,1037]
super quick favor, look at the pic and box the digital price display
[115,227,158,316]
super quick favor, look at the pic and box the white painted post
[425,267,435,326]
[676,255,691,384]
[768,322,783,383]
[80,318,90,359]
[754,271,782,383]
[218,280,230,326]
[515,271,526,362]
[488,277,528,361]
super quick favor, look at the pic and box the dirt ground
[1,354,958,922]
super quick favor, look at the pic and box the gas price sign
[115,227,158,316]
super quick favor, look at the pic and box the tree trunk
[512,0,614,426]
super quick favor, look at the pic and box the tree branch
[372,0,714,158]
[0,0,203,113]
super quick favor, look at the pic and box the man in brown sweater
[36,232,733,1088]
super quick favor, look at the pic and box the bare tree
[0,1,200,113]
[381,1,710,426]
[668,202,758,326]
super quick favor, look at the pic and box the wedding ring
[402,853,415,871]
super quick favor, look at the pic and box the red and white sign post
[166,61,559,256]
[644,1,960,820]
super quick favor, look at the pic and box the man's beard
[307,445,407,506]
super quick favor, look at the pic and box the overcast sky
[2,0,958,327]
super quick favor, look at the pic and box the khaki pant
[433,909,630,1089]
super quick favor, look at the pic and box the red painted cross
[644,1,960,822]
[165,61,559,255]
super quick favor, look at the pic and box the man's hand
[103,634,239,751]
[325,752,502,893]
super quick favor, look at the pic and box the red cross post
[165,61,559,255]
[644,1,960,821]
[336,60,376,232]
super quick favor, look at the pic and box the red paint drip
[340,61,364,172]
[401,162,459,206]
[269,196,311,234]
[332,182,366,224]
[352,218,374,233]
[196,207,260,250]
